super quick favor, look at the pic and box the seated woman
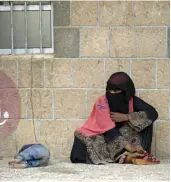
[70,72,159,165]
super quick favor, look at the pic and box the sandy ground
[0,158,169,182]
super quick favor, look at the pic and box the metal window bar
[0,1,53,55]
[25,1,27,53]
[10,2,14,54]
[39,2,42,54]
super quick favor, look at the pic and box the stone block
[31,58,44,88]
[35,120,68,158]
[157,59,170,88]
[105,59,130,82]
[54,1,70,26]
[72,59,104,88]
[27,89,52,119]
[0,55,17,86]
[18,56,32,88]
[139,90,169,120]
[0,133,17,157]
[71,1,98,26]
[111,28,166,57]
[111,28,137,57]
[18,89,28,119]
[134,2,170,26]
[54,89,86,119]
[167,27,170,58]
[131,59,155,88]
[100,1,132,26]
[81,28,109,57]
[16,119,36,150]
[155,121,170,159]
[54,28,79,58]
[137,28,166,57]
[45,58,71,87]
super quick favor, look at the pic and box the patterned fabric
[75,131,128,164]
[75,111,153,165]
[119,123,141,147]
[128,111,152,132]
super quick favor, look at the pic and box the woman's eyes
[108,90,121,94]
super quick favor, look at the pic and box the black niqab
[106,72,135,114]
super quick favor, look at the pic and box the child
[9,143,50,169]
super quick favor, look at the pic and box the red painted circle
[0,71,21,139]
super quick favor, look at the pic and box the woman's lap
[70,124,153,164]
[71,132,127,164]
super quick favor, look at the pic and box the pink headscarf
[76,95,133,136]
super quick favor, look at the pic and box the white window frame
[0,1,54,54]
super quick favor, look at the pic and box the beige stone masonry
[131,59,155,89]
[81,28,109,57]
[100,1,132,26]
[157,59,170,89]
[139,90,169,120]
[45,59,71,88]
[71,1,98,26]
[54,89,86,119]
[71,59,104,88]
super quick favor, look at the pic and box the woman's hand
[110,112,129,122]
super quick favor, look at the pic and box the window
[0,1,54,54]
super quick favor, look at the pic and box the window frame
[0,2,54,55]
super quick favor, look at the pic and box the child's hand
[125,144,144,153]
[135,145,144,154]
[125,143,137,153]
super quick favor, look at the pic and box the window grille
[0,1,54,54]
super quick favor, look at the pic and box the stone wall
[0,1,170,159]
